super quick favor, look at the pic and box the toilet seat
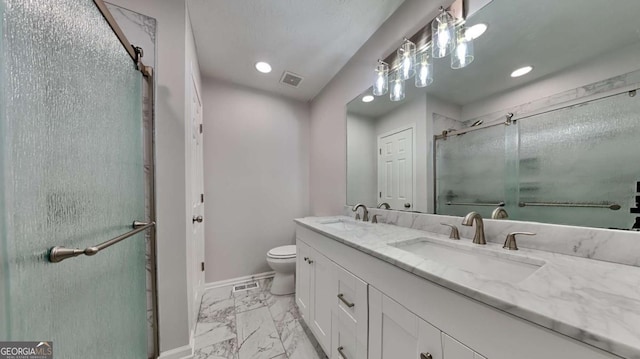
[267,245,296,259]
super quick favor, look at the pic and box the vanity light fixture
[255,61,272,73]
[432,6,456,58]
[511,66,533,78]
[398,38,416,80]
[390,70,405,102]
[451,26,474,69]
[465,23,487,40]
[415,49,434,88]
[362,95,374,103]
[373,60,389,96]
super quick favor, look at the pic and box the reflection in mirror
[347,0,640,230]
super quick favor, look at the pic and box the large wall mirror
[347,0,640,230]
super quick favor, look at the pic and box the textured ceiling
[348,0,640,118]
[187,0,406,101]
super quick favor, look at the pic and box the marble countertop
[295,216,640,359]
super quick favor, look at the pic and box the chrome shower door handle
[192,215,203,223]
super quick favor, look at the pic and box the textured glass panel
[435,126,505,218]
[517,92,640,229]
[1,1,146,358]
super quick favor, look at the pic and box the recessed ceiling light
[511,66,533,78]
[362,95,374,103]
[466,23,487,40]
[255,61,272,74]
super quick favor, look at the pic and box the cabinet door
[310,248,333,353]
[331,311,367,359]
[369,287,443,359]
[442,333,475,359]
[333,263,368,350]
[295,239,311,322]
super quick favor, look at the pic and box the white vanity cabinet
[295,223,618,359]
[297,236,369,358]
[296,239,333,353]
[369,287,443,359]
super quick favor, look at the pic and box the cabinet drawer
[333,263,368,352]
[331,311,367,359]
[442,333,475,359]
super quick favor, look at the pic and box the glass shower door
[435,126,506,218]
[1,0,148,357]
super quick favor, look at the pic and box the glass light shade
[451,27,474,69]
[415,50,434,88]
[373,61,389,96]
[389,71,405,102]
[432,7,455,58]
[397,39,416,80]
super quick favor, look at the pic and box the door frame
[377,124,417,210]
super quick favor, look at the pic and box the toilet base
[270,272,295,295]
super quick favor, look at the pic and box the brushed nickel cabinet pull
[338,346,348,359]
[420,353,433,359]
[337,293,355,308]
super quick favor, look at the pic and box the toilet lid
[268,245,296,258]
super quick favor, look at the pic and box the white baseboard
[204,271,275,290]
[157,344,193,359]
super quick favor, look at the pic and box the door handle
[192,215,203,223]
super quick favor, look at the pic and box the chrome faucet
[377,202,391,209]
[462,211,486,244]
[352,203,369,221]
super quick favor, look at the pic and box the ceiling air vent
[280,71,303,88]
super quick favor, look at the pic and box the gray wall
[202,79,310,282]
[309,0,451,215]
[347,113,377,207]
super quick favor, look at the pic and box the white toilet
[266,245,296,295]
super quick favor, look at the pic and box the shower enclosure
[435,86,640,230]
[1,0,157,358]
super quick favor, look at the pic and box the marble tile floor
[194,277,329,359]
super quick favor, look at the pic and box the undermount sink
[390,237,545,283]
[320,218,369,231]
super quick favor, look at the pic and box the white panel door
[369,287,443,359]
[378,127,414,210]
[190,74,205,324]
[311,249,334,353]
[296,239,312,322]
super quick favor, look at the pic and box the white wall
[309,0,454,215]
[346,113,377,207]
[375,95,427,212]
[103,0,193,354]
[202,79,310,282]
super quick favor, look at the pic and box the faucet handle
[440,223,460,240]
[355,213,361,220]
[503,232,535,250]
[371,214,380,223]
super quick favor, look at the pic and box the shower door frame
[93,1,159,357]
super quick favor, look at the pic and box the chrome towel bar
[446,201,505,207]
[518,202,621,210]
[49,220,155,263]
